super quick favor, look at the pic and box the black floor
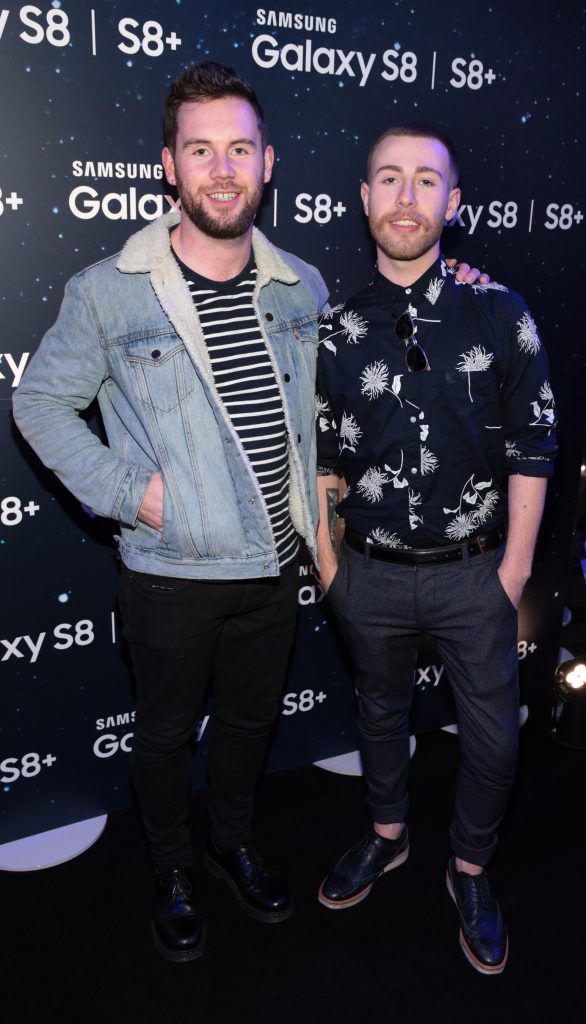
[3,702,585,1024]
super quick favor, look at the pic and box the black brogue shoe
[319,826,409,909]
[446,858,508,974]
[151,866,206,963]
[203,841,293,923]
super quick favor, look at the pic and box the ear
[162,146,177,187]
[360,180,370,217]
[445,186,461,223]
[263,144,275,184]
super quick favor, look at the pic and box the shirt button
[284,373,291,383]
[405,288,412,295]
[411,467,418,475]
[265,312,274,322]
[410,416,416,423]
[248,497,255,505]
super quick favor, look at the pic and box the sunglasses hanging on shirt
[395,311,431,373]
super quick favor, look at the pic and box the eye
[232,146,249,156]
[381,175,398,185]
[419,178,435,187]
[192,147,209,157]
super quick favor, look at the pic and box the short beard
[175,169,265,240]
[369,212,445,262]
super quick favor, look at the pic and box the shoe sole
[446,871,508,975]
[318,845,409,910]
[150,920,207,963]
[202,850,294,924]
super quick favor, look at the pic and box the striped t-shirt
[175,252,298,570]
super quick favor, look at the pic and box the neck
[376,242,440,287]
[170,217,253,282]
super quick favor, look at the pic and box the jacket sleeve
[12,273,153,525]
[313,266,330,317]
[497,292,558,478]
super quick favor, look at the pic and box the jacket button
[297,434,301,443]
[263,562,269,570]
[284,373,291,383]
[248,497,255,505]
[151,350,161,360]
[265,312,274,322]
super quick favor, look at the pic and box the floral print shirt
[315,255,557,548]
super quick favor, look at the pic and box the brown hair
[164,61,268,153]
[366,123,459,187]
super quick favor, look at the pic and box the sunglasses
[395,311,431,373]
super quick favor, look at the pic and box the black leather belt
[344,524,506,566]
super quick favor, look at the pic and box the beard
[175,168,265,240]
[369,209,446,262]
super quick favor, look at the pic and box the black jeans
[118,561,299,870]
[327,541,519,867]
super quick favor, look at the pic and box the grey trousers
[327,540,519,866]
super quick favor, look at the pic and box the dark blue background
[1,0,584,843]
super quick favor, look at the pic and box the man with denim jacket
[14,62,329,962]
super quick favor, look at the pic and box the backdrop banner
[1,0,583,845]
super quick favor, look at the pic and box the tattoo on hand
[326,488,338,551]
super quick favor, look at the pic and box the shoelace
[357,834,378,855]
[356,831,398,856]
[463,871,492,912]
[237,846,268,881]
[160,870,192,905]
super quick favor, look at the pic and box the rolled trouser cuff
[367,795,410,825]
[449,824,498,867]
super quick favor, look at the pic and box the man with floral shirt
[315,124,556,975]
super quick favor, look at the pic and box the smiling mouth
[390,218,421,228]
[208,191,239,202]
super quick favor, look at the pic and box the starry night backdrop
[0,0,584,844]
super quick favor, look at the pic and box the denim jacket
[13,211,329,579]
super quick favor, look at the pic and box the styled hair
[366,123,459,187]
[164,61,268,153]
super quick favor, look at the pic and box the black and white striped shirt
[176,253,298,570]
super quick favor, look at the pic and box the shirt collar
[371,253,449,310]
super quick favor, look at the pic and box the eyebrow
[182,137,257,150]
[375,163,445,179]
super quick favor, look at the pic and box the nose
[210,151,235,178]
[397,180,416,206]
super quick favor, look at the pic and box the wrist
[499,558,531,583]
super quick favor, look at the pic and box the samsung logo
[256,9,337,34]
[71,160,164,181]
[95,711,136,731]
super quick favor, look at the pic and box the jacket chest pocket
[122,334,195,413]
[291,318,319,346]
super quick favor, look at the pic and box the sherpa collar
[116,209,299,287]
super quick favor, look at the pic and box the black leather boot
[203,841,293,923]
[151,866,206,962]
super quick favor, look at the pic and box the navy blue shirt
[315,256,557,549]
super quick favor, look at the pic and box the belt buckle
[474,534,486,555]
